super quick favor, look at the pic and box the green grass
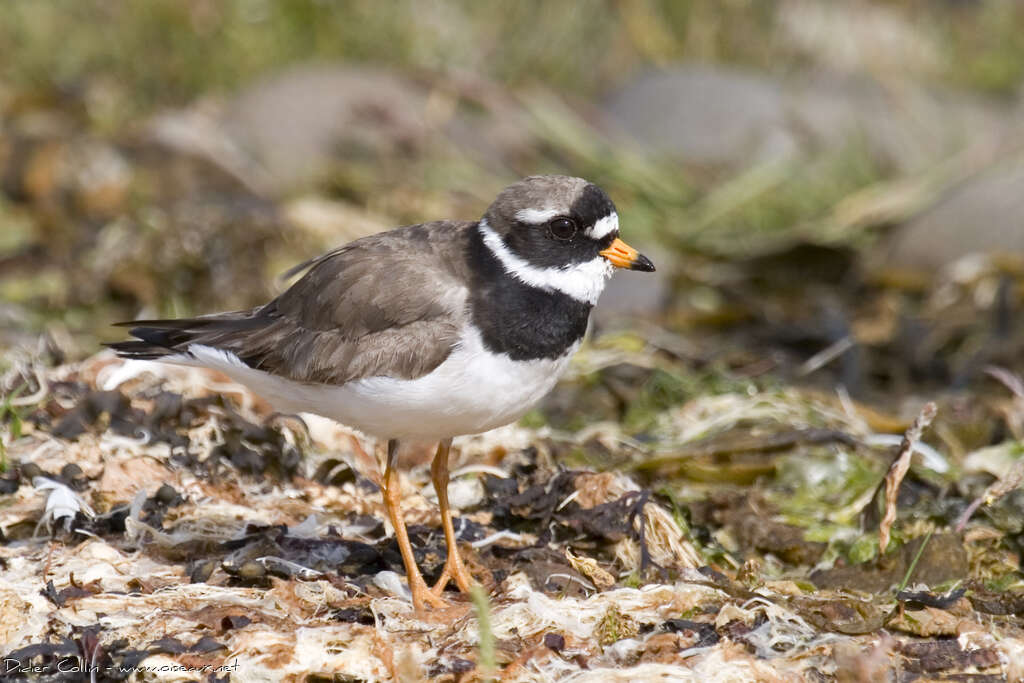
[0,385,27,472]
[938,2,1024,95]
[0,1,680,126]
[470,585,496,680]
[3,1,1020,129]
[897,528,936,593]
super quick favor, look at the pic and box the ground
[3,326,1024,680]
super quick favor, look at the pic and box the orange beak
[600,238,655,271]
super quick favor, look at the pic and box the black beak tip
[632,253,656,272]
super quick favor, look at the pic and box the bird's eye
[548,217,577,240]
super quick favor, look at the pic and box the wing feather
[110,221,474,384]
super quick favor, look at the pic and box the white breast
[183,326,577,441]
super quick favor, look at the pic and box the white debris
[32,476,94,534]
[373,570,412,602]
[864,433,948,473]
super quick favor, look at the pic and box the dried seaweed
[0,352,1022,680]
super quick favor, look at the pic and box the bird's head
[479,175,654,304]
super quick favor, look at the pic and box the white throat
[478,219,613,305]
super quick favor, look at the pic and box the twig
[6,366,48,407]
[985,365,1024,400]
[985,365,1024,439]
[797,335,856,377]
[879,402,937,554]
[956,449,1024,531]
[955,368,1024,529]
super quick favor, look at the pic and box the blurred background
[1,0,1023,410]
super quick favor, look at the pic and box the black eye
[548,217,577,240]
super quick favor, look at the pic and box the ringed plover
[111,175,654,609]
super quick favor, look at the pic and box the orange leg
[383,439,446,609]
[430,438,477,596]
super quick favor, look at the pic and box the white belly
[184,327,577,441]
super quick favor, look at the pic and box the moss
[677,606,702,620]
[595,605,639,646]
[620,571,643,589]
[518,409,547,430]
[984,573,1024,593]
[622,369,691,432]
[770,449,885,529]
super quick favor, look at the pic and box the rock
[151,64,539,198]
[883,160,1024,270]
[603,64,1012,174]
[788,71,1009,173]
[603,64,796,167]
[221,65,431,194]
[810,533,968,593]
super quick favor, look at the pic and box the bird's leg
[382,439,446,609]
[430,438,476,596]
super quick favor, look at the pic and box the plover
[111,175,654,609]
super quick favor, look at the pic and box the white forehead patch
[515,208,561,225]
[588,212,619,240]
[518,208,619,242]
[479,220,613,305]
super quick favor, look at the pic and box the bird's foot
[410,571,449,610]
[430,546,477,597]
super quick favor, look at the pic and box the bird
[110,175,654,609]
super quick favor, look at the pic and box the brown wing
[111,221,474,384]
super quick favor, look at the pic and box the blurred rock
[789,72,1009,174]
[603,65,796,167]
[145,100,271,196]
[884,159,1024,270]
[605,62,1020,272]
[221,65,430,194]
[149,64,538,198]
[604,64,1011,173]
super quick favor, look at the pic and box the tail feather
[106,326,193,360]
[106,340,176,361]
[108,310,265,361]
